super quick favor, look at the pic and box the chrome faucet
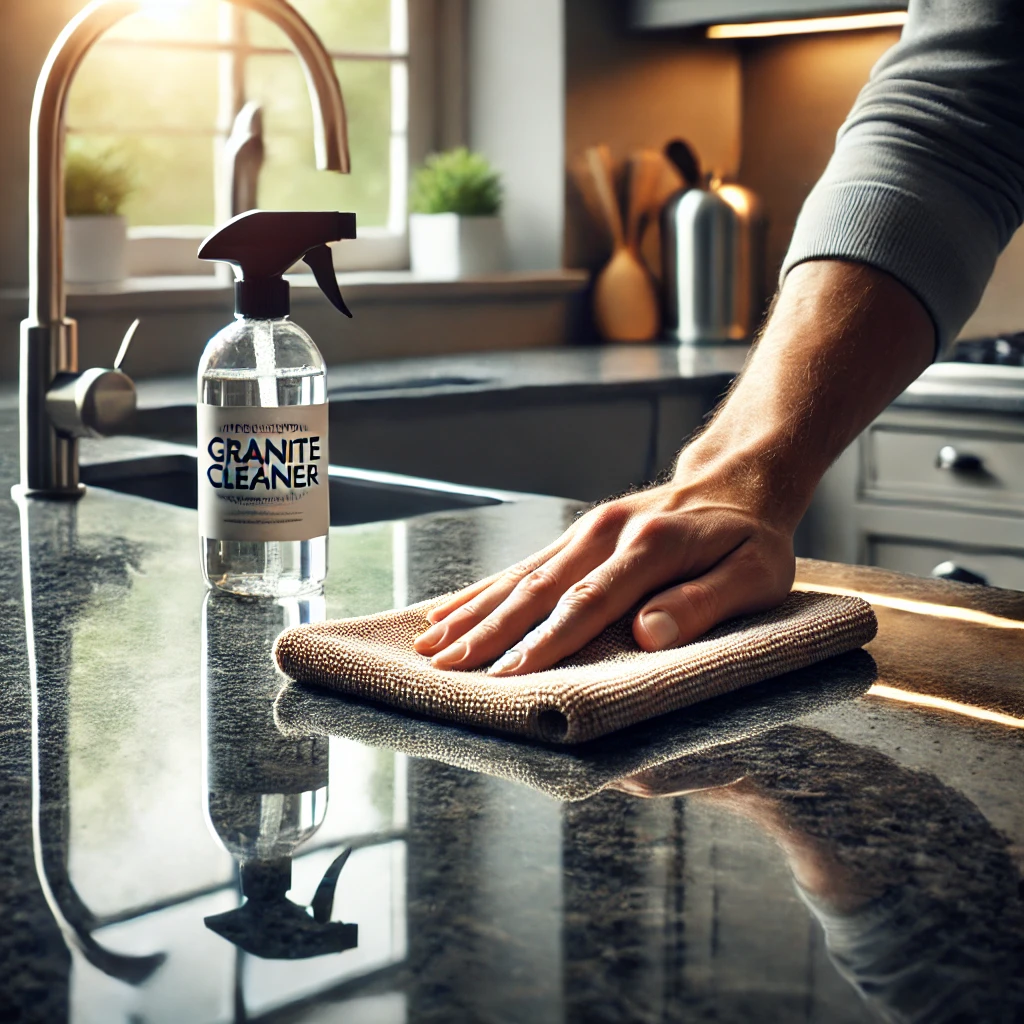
[20,0,350,498]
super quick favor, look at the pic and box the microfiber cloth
[273,590,877,744]
[273,649,877,802]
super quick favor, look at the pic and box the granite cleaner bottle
[196,210,356,597]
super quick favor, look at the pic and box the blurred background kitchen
[2,0,1022,587]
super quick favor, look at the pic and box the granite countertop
[132,342,749,411]
[3,407,1024,1022]
[896,361,1024,415]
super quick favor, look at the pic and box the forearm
[675,260,934,531]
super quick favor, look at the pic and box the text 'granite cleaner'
[196,210,356,597]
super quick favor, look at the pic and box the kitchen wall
[469,0,565,273]
[563,0,740,273]
[563,11,1024,342]
[738,28,899,303]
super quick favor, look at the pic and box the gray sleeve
[781,0,1024,354]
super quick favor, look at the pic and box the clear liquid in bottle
[198,315,328,598]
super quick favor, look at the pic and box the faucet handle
[46,318,139,439]
[113,317,140,372]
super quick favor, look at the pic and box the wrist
[671,425,819,534]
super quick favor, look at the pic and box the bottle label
[197,403,330,542]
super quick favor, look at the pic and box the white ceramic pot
[409,213,505,279]
[64,214,128,285]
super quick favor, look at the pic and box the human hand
[412,465,796,676]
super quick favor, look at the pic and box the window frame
[67,0,466,278]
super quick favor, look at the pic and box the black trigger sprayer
[198,209,357,319]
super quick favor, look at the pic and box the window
[66,0,417,274]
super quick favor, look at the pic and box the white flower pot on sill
[64,214,128,285]
[409,213,505,279]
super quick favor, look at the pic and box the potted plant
[409,147,504,279]
[64,145,134,285]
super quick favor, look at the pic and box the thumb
[632,545,791,651]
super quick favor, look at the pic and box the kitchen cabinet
[630,0,908,31]
[800,405,1024,588]
[330,389,719,503]
[330,394,656,502]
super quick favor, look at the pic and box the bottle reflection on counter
[201,592,358,959]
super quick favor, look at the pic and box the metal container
[661,181,765,344]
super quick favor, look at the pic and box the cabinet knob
[936,445,983,473]
[930,561,989,586]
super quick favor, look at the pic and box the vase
[593,243,661,343]
[409,213,505,279]
[64,214,128,285]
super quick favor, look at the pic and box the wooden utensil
[664,138,701,190]
[625,149,664,248]
[585,146,660,343]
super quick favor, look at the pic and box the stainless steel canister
[661,181,764,344]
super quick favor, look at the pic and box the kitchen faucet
[20,0,350,498]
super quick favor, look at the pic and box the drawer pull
[936,445,983,473]
[930,561,989,586]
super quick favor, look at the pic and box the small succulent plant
[64,144,135,217]
[410,147,502,217]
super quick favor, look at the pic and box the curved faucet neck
[22,0,349,497]
[27,0,350,329]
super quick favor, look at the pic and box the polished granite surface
[3,406,1024,1022]
[896,362,1024,415]
[132,343,749,412]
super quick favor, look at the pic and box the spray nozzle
[198,210,357,319]
[203,851,358,960]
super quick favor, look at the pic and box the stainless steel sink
[80,445,524,526]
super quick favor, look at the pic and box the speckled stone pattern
[273,592,878,743]
[2,400,1024,1022]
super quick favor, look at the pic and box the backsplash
[564,10,1024,341]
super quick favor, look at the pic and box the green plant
[64,145,135,217]
[409,147,502,216]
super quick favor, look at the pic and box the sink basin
[81,449,523,526]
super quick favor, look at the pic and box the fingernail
[488,649,524,676]
[414,622,446,652]
[425,607,445,623]
[432,641,468,668]
[640,610,679,649]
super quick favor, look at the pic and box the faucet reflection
[202,592,358,960]
[17,493,165,985]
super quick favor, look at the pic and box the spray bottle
[196,210,356,597]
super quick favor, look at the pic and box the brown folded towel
[273,591,877,744]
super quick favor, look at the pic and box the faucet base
[11,483,87,502]
[20,319,82,497]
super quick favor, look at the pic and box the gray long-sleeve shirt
[782,0,1024,353]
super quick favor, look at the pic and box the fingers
[425,540,612,669]
[424,573,502,624]
[483,545,674,676]
[422,538,568,626]
[633,539,793,651]
[415,576,518,655]
[414,540,577,657]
